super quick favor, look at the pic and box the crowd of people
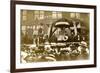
[21,41,89,63]
[21,18,89,63]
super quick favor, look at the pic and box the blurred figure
[70,44,80,60]
[60,47,71,60]
[44,44,52,54]
[78,41,89,55]
[78,41,89,59]
[21,50,28,63]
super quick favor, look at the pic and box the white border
[16,4,94,69]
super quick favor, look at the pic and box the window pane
[22,26,26,30]
[52,12,57,19]
[34,11,40,19]
[22,16,27,21]
[70,13,76,18]
[40,11,44,14]
[40,11,44,19]
[22,10,27,16]
[34,11,39,15]
[58,12,62,18]
[22,10,27,21]
[40,15,44,19]
[45,11,52,19]
[76,13,80,18]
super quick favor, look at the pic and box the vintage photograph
[20,10,90,63]
[11,1,96,72]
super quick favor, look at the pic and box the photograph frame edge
[10,0,97,72]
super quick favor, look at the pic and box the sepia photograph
[11,1,96,72]
[20,10,90,63]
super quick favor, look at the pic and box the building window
[40,11,44,19]
[52,12,57,19]
[22,26,26,35]
[45,11,52,19]
[34,11,39,20]
[22,26,26,30]
[22,10,27,21]
[34,11,44,20]
[76,13,80,18]
[70,13,76,18]
[70,13,80,19]
[58,12,62,18]
[52,11,62,19]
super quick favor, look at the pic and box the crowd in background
[21,18,89,63]
[21,41,89,63]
